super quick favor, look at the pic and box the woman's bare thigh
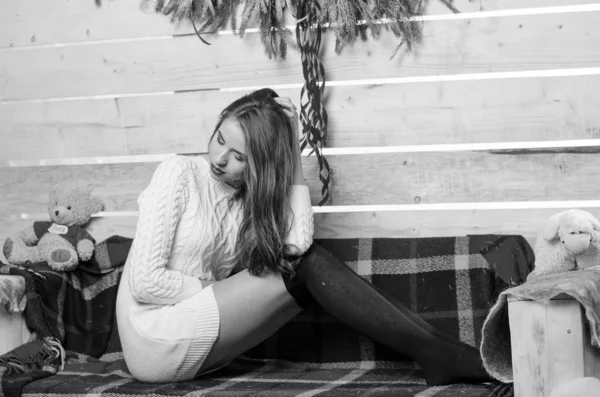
[198,269,301,371]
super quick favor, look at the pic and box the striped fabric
[6,235,533,397]
[244,236,533,365]
[21,351,504,397]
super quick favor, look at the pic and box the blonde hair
[209,88,298,277]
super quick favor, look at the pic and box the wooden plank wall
[2,0,600,259]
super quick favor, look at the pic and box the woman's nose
[216,150,228,166]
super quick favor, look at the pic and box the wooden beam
[3,12,599,100]
[3,75,600,162]
[1,0,588,48]
[4,208,600,257]
[1,150,599,216]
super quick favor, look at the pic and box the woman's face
[208,117,248,187]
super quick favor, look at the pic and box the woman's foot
[420,343,494,386]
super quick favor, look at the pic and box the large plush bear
[3,183,104,271]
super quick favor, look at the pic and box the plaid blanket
[20,351,512,397]
[0,235,132,397]
[244,235,534,364]
[2,235,532,397]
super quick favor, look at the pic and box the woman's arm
[284,185,314,255]
[274,97,315,255]
[128,155,204,305]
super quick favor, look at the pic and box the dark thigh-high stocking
[283,244,493,386]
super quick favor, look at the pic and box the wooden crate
[508,296,600,397]
[0,276,32,356]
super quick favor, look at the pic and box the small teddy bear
[2,183,104,272]
[529,209,600,279]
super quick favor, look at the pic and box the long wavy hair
[210,88,299,277]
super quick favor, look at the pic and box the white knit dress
[116,155,314,382]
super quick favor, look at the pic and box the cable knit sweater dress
[116,155,314,383]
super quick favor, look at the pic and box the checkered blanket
[0,235,132,397]
[2,235,533,397]
[20,351,513,397]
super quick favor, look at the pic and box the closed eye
[217,130,246,161]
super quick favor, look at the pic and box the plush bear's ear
[49,183,61,198]
[592,216,600,232]
[90,196,104,214]
[542,219,560,241]
[80,183,95,194]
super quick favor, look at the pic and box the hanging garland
[295,0,330,206]
[147,0,434,57]
[98,0,457,205]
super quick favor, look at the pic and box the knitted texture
[128,155,209,305]
[118,154,314,382]
[128,155,314,304]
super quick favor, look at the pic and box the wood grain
[508,300,600,397]
[3,75,600,161]
[0,0,588,48]
[1,150,599,216]
[3,12,599,100]
[6,207,600,253]
[0,91,228,161]
[0,301,30,356]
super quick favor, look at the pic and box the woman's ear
[542,219,561,241]
[591,216,600,232]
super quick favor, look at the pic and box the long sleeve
[128,155,204,305]
[284,185,314,255]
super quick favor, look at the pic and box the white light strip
[6,67,600,105]
[221,67,600,92]
[15,200,600,219]
[311,201,600,213]
[2,4,598,51]
[310,139,600,156]
[4,139,600,168]
[219,4,600,35]
[6,153,175,167]
[0,36,174,52]
[419,3,600,21]
[0,91,175,105]
[18,211,138,220]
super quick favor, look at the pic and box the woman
[116,88,492,386]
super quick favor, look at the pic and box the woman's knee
[300,243,337,269]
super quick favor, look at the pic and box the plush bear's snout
[563,232,592,255]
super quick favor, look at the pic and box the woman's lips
[211,163,225,176]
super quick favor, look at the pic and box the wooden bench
[2,0,600,395]
[0,275,32,355]
[509,295,600,397]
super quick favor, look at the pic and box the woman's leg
[283,244,493,386]
[198,269,302,372]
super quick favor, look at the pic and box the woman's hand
[274,97,301,145]
[274,97,306,186]
[201,280,216,288]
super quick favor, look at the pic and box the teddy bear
[529,209,600,279]
[2,183,104,272]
